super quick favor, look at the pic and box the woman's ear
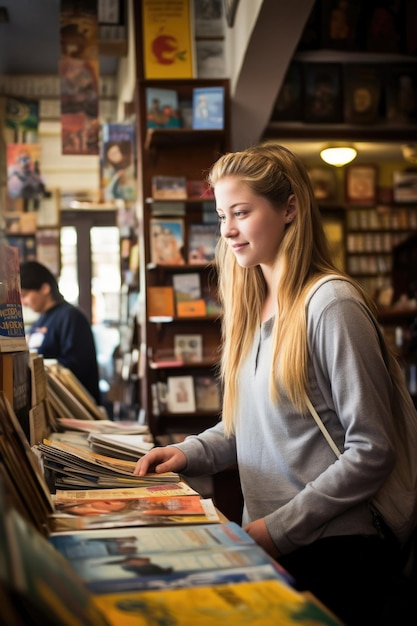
[284,194,297,224]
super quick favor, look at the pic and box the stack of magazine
[0,386,343,625]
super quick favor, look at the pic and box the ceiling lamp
[320,146,357,167]
[401,144,417,164]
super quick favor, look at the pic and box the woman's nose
[221,219,238,238]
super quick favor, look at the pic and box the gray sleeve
[173,420,237,476]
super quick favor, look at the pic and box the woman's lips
[231,242,248,252]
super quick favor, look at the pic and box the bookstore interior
[1,0,417,623]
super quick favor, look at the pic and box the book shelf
[135,77,230,441]
[345,203,417,297]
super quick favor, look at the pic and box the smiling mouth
[231,243,248,251]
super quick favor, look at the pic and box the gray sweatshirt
[176,279,398,555]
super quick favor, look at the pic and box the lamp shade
[320,146,357,167]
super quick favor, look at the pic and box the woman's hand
[134,446,187,476]
[243,518,280,559]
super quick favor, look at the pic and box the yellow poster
[142,0,195,79]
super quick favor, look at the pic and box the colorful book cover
[142,0,195,79]
[49,522,288,595]
[60,1,99,155]
[151,176,187,200]
[192,86,225,130]
[6,97,39,131]
[6,143,46,201]
[172,272,206,317]
[188,223,219,264]
[93,579,342,625]
[147,286,175,319]
[49,521,264,553]
[145,87,181,128]
[0,243,27,353]
[49,494,217,532]
[100,123,136,201]
[150,219,186,265]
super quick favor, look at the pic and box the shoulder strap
[305,274,346,458]
[305,396,341,458]
[305,274,345,308]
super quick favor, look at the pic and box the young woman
[134,143,410,624]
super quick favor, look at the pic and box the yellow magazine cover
[93,579,342,625]
[142,0,195,79]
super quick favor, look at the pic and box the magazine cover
[50,494,214,531]
[49,522,283,595]
[146,88,181,128]
[192,86,225,129]
[7,143,46,202]
[172,272,206,317]
[93,579,340,625]
[100,123,136,202]
[6,96,39,132]
[188,223,219,264]
[60,1,99,155]
[151,176,187,200]
[150,219,186,265]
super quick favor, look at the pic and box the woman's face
[215,176,291,270]
[107,144,123,165]
[60,500,127,516]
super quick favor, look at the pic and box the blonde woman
[135,144,410,624]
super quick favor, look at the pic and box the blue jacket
[27,301,101,404]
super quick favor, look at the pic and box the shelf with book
[135,75,230,440]
[344,202,417,297]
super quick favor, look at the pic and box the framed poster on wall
[345,165,378,205]
[142,0,195,79]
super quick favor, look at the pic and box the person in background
[19,260,101,404]
[134,143,415,625]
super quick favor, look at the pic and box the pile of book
[0,455,342,625]
[0,287,342,624]
[0,379,343,624]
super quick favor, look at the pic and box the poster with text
[142,0,195,79]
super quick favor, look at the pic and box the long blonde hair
[209,143,380,436]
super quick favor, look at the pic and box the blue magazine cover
[192,86,224,130]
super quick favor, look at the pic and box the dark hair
[19,261,63,301]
